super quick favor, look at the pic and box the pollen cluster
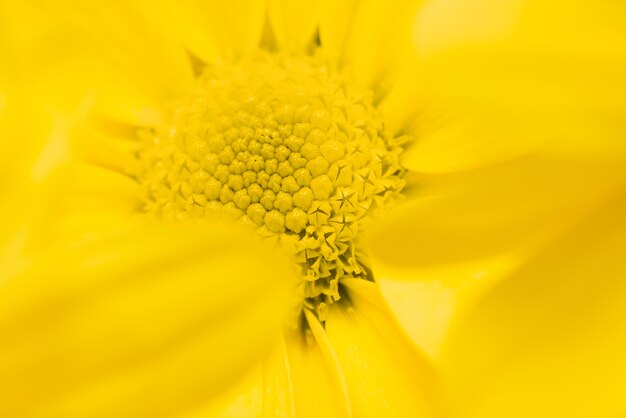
[138,53,406,321]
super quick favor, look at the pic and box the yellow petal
[369,156,625,271]
[350,0,422,98]
[377,55,422,135]
[7,2,194,125]
[0,96,76,279]
[0,95,140,274]
[268,0,320,54]
[393,0,626,172]
[0,220,295,417]
[320,0,421,98]
[69,111,146,181]
[0,94,71,190]
[297,311,352,418]
[33,163,141,246]
[126,0,220,65]
[181,365,264,418]
[318,0,360,65]
[261,337,296,418]
[325,279,438,417]
[376,277,456,359]
[368,156,626,358]
[183,325,353,418]
[193,0,267,61]
[135,0,267,64]
[440,186,626,418]
[183,326,353,418]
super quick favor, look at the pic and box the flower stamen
[137,52,406,322]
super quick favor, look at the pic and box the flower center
[137,52,406,322]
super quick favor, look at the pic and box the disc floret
[138,52,406,321]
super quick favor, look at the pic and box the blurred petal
[5,2,194,125]
[349,0,422,99]
[66,1,195,105]
[0,95,77,279]
[0,221,295,418]
[320,0,421,99]
[261,337,296,417]
[73,122,141,178]
[368,156,626,356]
[35,163,141,245]
[127,0,220,65]
[325,279,437,417]
[369,156,625,270]
[196,0,267,61]
[318,0,359,64]
[0,94,71,191]
[268,0,320,54]
[387,0,626,172]
[440,185,626,418]
[378,55,421,135]
[138,0,266,63]
[377,277,456,359]
[180,366,264,418]
[299,311,352,418]
[183,326,353,418]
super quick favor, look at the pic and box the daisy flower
[1,0,625,417]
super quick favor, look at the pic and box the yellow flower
[1,1,625,417]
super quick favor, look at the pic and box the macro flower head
[1,1,626,417]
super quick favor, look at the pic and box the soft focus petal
[377,277,456,359]
[368,156,626,356]
[386,0,626,171]
[126,0,220,65]
[318,0,359,65]
[299,312,352,418]
[440,186,626,418]
[369,156,625,270]
[377,54,421,135]
[0,91,142,275]
[184,327,353,418]
[346,0,421,96]
[0,94,76,279]
[137,0,266,63]
[72,121,141,178]
[181,366,264,418]
[321,0,421,99]
[5,2,194,125]
[325,279,438,417]
[35,163,141,245]
[194,0,267,61]
[0,94,71,192]
[261,338,296,417]
[268,0,320,54]
[0,221,295,418]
